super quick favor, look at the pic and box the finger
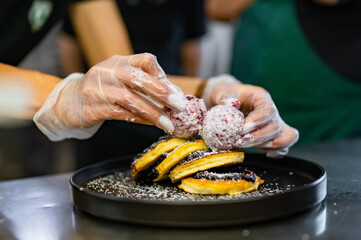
[232,86,277,134]
[114,111,153,125]
[129,53,185,97]
[236,116,282,148]
[212,89,241,109]
[256,124,299,150]
[208,84,237,105]
[114,67,186,111]
[220,97,241,109]
[241,102,277,134]
[129,53,166,80]
[86,103,153,125]
[107,87,175,133]
[266,148,289,159]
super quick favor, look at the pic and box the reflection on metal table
[1,138,361,240]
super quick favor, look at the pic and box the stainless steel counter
[1,138,361,240]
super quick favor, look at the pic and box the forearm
[312,0,339,5]
[0,63,61,119]
[168,75,248,100]
[57,32,86,77]
[205,0,256,21]
[168,75,206,98]
[70,0,133,67]
[181,39,202,77]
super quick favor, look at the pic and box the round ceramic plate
[70,153,326,227]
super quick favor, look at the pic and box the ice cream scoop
[201,104,244,151]
[164,95,207,138]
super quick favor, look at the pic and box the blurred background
[1,0,360,180]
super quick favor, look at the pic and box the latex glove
[34,53,186,141]
[202,74,299,158]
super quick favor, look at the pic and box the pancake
[178,167,264,195]
[169,151,244,183]
[131,137,188,178]
[131,137,264,196]
[153,139,209,182]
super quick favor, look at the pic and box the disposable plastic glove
[34,53,186,141]
[202,74,299,158]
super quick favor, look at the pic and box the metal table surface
[1,138,361,240]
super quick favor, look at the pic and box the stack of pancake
[131,137,264,196]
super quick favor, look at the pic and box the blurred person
[206,0,361,144]
[0,0,298,178]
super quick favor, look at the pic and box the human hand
[202,74,299,158]
[34,53,186,141]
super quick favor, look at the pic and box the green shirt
[231,0,361,144]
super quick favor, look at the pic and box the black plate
[70,153,326,227]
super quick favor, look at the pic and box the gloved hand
[202,74,299,158]
[34,53,186,141]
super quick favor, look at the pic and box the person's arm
[181,38,202,77]
[168,75,206,97]
[180,0,206,77]
[0,65,203,121]
[33,53,188,141]
[205,0,256,21]
[57,32,85,77]
[312,0,339,5]
[69,0,133,67]
[206,0,341,22]
[0,63,60,119]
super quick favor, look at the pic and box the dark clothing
[296,0,361,82]
[117,0,206,75]
[75,121,164,168]
[0,0,71,65]
[63,0,206,75]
